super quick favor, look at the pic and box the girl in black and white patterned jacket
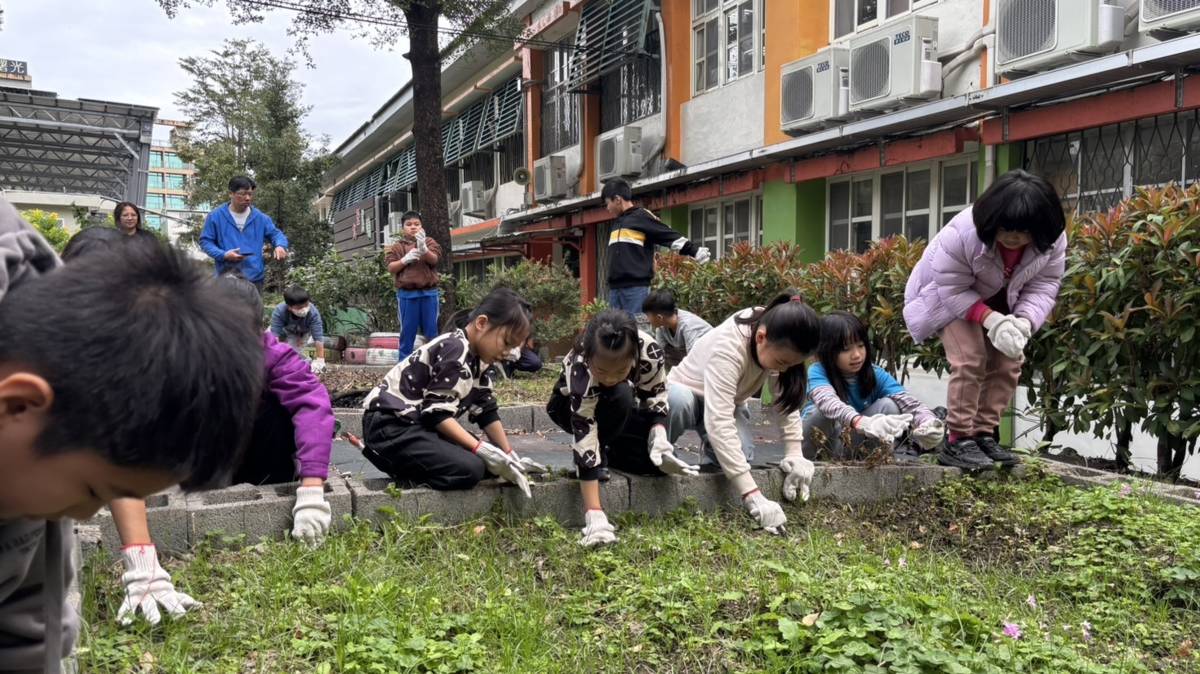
[361,288,537,496]
[547,309,698,547]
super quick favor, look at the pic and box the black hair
[816,311,876,404]
[455,287,533,339]
[229,176,257,192]
[972,169,1066,253]
[642,289,678,316]
[0,242,263,490]
[61,227,127,262]
[577,309,638,363]
[283,285,310,306]
[601,179,633,203]
[218,274,264,330]
[735,292,820,415]
[113,201,142,229]
[400,210,422,224]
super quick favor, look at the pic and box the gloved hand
[509,449,548,474]
[579,509,617,547]
[475,441,532,498]
[857,413,914,443]
[415,230,428,253]
[983,312,1028,360]
[694,247,712,264]
[401,249,421,265]
[743,490,787,535]
[911,418,946,450]
[117,545,200,626]
[1012,316,1032,338]
[779,451,815,502]
[292,485,332,547]
[647,425,698,476]
[310,357,326,374]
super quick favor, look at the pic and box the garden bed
[321,366,559,409]
[78,472,1199,672]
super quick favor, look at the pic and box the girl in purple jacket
[903,170,1067,471]
[109,275,336,626]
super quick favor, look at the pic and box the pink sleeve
[966,301,992,324]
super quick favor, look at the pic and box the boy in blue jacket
[199,176,289,289]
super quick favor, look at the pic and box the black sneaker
[975,435,1020,467]
[937,438,995,471]
[892,444,922,465]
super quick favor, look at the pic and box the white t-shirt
[231,206,250,229]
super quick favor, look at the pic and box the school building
[319,0,1200,302]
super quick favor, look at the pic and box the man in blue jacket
[199,176,289,289]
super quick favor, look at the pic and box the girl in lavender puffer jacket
[903,170,1067,471]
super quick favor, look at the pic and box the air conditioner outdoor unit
[596,125,642,181]
[781,47,850,134]
[461,180,489,218]
[849,15,942,113]
[534,155,569,200]
[997,0,1124,77]
[1141,0,1200,32]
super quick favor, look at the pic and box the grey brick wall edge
[1039,459,1200,508]
[83,464,961,560]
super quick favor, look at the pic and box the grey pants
[801,397,900,460]
[667,383,756,465]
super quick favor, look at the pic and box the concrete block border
[1039,459,1200,508]
[83,463,961,559]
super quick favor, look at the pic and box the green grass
[492,369,558,406]
[79,470,1200,673]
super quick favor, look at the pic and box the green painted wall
[659,204,689,237]
[762,179,825,263]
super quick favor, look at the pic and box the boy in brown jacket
[385,211,442,360]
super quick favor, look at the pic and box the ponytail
[735,291,820,414]
[577,309,638,362]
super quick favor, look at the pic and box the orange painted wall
[662,0,691,162]
[762,0,830,147]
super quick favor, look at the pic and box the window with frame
[600,27,662,132]
[148,172,164,189]
[693,0,758,94]
[145,194,164,210]
[166,196,188,211]
[149,152,164,168]
[166,173,187,190]
[688,196,759,259]
[164,153,186,169]
[828,156,978,252]
[145,214,163,231]
[541,43,580,155]
[833,0,911,39]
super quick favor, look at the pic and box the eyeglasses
[232,190,255,197]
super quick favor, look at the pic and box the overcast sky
[1,0,411,150]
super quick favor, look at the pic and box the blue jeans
[801,397,900,460]
[666,383,756,466]
[608,285,650,316]
[397,289,439,360]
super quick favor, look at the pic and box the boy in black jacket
[602,179,710,315]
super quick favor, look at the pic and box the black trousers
[546,383,665,479]
[361,409,487,490]
[231,398,299,486]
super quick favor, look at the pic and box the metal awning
[0,87,156,203]
[563,0,658,93]
[501,32,1200,227]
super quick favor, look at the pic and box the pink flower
[1081,621,1093,642]
[898,556,908,569]
[1003,622,1023,640]
[1118,484,1133,497]
[1026,594,1037,609]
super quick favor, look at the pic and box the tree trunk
[1114,419,1133,471]
[402,0,457,328]
[1157,433,1187,479]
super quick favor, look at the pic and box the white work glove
[579,509,618,547]
[743,490,787,535]
[401,249,421,265]
[857,413,913,443]
[779,451,815,502]
[310,357,326,374]
[983,312,1029,360]
[911,419,946,450]
[509,449,548,475]
[1012,316,1032,338]
[292,485,332,547]
[648,425,698,476]
[117,545,200,626]
[694,247,712,264]
[475,441,532,498]
[415,230,428,253]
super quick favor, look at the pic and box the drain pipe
[642,9,669,170]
